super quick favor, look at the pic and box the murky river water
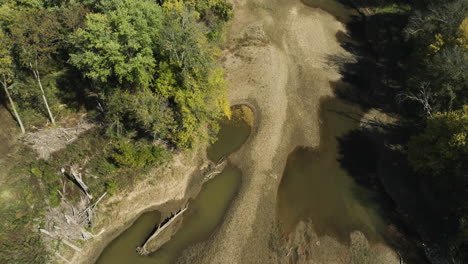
[95,106,251,264]
[277,99,387,243]
[207,108,252,162]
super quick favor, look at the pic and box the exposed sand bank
[178,0,400,263]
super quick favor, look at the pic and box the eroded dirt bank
[68,149,208,264]
[178,0,399,263]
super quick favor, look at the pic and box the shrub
[105,179,119,195]
[110,140,170,169]
[30,161,61,207]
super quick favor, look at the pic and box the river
[276,98,386,244]
[94,0,424,263]
[95,106,251,264]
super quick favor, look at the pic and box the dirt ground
[177,0,400,263]
[0,105,18,160]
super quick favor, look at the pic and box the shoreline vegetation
[70,103,254,264]
[0,0,235,263]
[94,105,251,264]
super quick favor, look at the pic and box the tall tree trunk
[30,60,55,125]
[1,75,25,133]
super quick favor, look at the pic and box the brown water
[95,211,162,264]
[144,165,242,263]
[207,106,252,162]
[277,99,387,243]
[96,166,242,264]
[96,105,251,264]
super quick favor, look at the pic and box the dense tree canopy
[0,28,13,80]
[70,0,162,87]
[0,0,232,147]
[403,0,468,114]
[68,0,230,147]
[408,106,468,177]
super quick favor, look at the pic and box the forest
[339,0,467,261]
[0,0,232,262]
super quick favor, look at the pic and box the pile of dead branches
[40,165,106,263]
[22,121,94,159]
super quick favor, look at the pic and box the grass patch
[371,3,411,15]
[0,149,50,264]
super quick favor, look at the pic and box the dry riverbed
[66,0,401,263]
[178,0,400,263]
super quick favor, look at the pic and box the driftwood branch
[55,252,71,264]
[204,158,227,181]
[78,192,106,226]
[40,229,82,252]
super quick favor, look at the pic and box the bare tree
[29,59,55,125]
[397,82,433,117]
[405,0,468,39]
[1,75,25,133]
[9,9,62,126]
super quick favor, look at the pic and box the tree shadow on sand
[323,2,438,263]
[327,3,467,259]
[327,3,413,116]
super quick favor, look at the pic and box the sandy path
[179,0,399,263]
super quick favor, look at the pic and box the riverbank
[67,0,404,263]
[67,147,208,264]
[176,0,400,263]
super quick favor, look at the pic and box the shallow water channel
[277,99,387,243]
[96,106,251,264]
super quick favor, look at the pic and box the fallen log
[55,252,71,264]
[62,167,92,200]
[137,204,189,255]
[40,229,82,252]
[204,158,227,181]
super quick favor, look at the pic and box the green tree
[408,106,468,176]
[104,88,176,139]
[0,28,25,133]
[160,0,212,76]
[426,46,468,110]
[69,0,163,88]
[401,46,468,115]
[402,0,468,114]
[70,0,230,148]
[158,0,230,148]
[405,0,468,44]
[9,8,66,124]
[69,0,172,139]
